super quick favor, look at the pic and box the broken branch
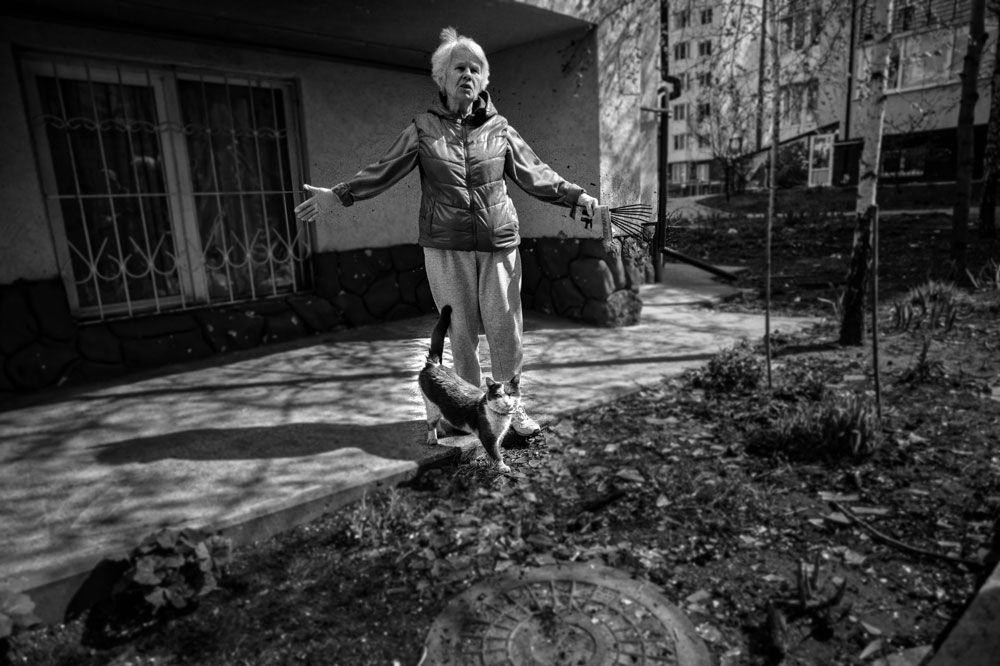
[829,501,981,569]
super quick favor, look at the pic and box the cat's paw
[425,431,439,445]
[495,460,511,474]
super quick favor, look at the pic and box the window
[670,162,689,182]
[697,102,711,122]
[673,42,689,61]
[780,85,801,124]
[780,2,822,52]
[805,79,819,113]
[22,56,308,319]
[779,78,818,125]
[896,29,954,89]
[700,8,713,25]
[673,133,688,151]
[696,71,713,87]
[697,135,711,149]
[698,41,713,57]
[860,28,956,93]
[781,13,807,50]
[898,5,916,30]
[674,9,690,29]
[672,103,687,121]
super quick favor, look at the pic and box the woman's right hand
[294,184,337,222]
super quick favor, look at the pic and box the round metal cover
[421,562,711,666]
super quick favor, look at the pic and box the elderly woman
[295,26,598,436]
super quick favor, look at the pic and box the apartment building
[664,0,996,193]
[665,1,741,194]
[842,0,996,185]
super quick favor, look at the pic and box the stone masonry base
[0,239,644,399]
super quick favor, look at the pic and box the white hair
[430,27,490,91]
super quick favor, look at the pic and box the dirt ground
[8,212,1000,666]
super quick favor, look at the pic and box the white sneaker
[512,404,541,436]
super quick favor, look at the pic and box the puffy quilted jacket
[332,92,586,252]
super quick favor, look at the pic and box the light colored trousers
[423,247,523,387]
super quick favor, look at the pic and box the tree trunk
[840,0,893,346]
[980,17,1000,239]
[764,0,779,390]
[953,0,988,273]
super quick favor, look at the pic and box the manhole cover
[420,562,711,666]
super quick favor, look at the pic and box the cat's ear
[484,377,497,387]
[508,374,521,390]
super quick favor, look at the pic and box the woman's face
[443,47,484,110]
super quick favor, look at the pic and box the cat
[418,305,520,473]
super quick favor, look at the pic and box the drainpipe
[642,78,680,283]
[655,87,669,283]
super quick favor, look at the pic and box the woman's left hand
[578,193,599,218]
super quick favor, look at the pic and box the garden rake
[573,202,738,281]
[573,203,655,256]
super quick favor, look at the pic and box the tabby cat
[418,305,520,473]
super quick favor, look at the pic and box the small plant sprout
[82,527,233,648]
[687,339,765,394]
[890,279,968,332]
[897,337,946,385]
[747,391,883,463]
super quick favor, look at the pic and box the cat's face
[484,375,520,414]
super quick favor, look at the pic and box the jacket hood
[429,91,497,125]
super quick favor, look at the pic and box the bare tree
[669,0,851,195]
[952,0,989,277]
[840,0,894,346]
[695,81,757,201]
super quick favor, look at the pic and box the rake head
[576,204,655,256]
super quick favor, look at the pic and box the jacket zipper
[462,118,475,250]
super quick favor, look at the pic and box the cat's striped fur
[418,305,520,473]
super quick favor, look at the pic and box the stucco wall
[0,21,59,284]
[490,29,601,240]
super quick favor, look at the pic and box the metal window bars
[23,54,309,320]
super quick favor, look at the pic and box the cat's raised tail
[427,305,452,365]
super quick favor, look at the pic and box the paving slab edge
[925,558,1000,666]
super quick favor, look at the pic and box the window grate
[21,54,310,320]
